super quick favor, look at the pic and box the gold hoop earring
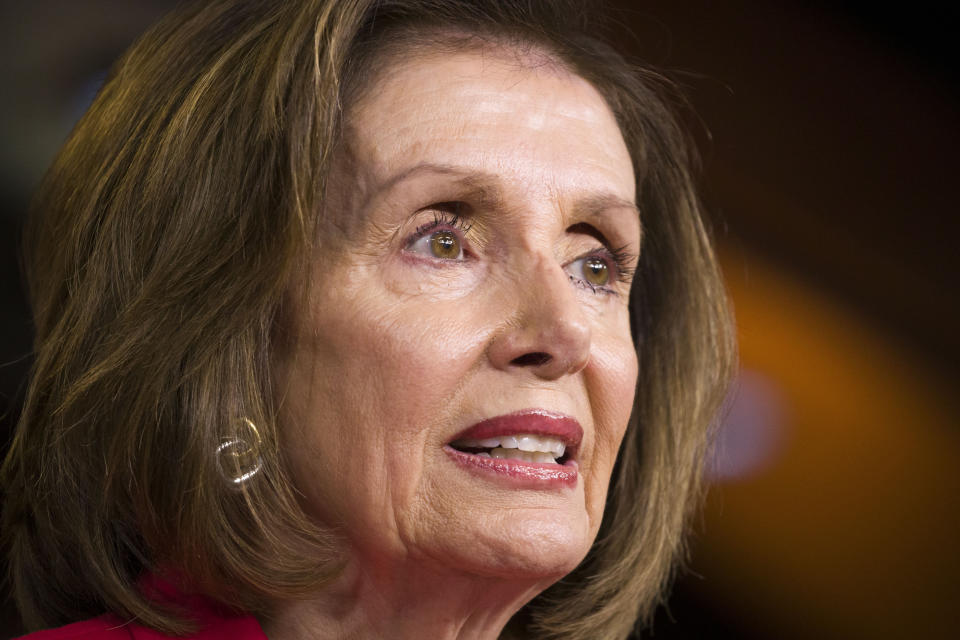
[216,417,263,485]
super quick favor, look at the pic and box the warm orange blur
[1,2,957,638]
[689,244,960,639]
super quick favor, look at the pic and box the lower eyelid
[567,274,618,296]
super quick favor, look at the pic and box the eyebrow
[572,193,641,221]
[371,161,640,236]
[570,193,643,249]
[360,162,502,214]
[378,162,480,191]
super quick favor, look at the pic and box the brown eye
[430,230,461,259]
[583,256,609,286]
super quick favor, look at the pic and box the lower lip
[444,446,579,489]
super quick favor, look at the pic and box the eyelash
[410,209,473,244]
[405,207,636,295]
[570,245,637,296]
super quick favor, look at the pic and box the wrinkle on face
[279,43,639,595]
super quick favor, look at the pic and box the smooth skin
[268,43,641,639]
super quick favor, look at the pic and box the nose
[487,253,592,380]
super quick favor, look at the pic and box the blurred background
[0,1,957,638]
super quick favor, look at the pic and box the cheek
[283,283,490,489]
[598,336,638,444]
[583,326,638,524]
[592,309,638,434]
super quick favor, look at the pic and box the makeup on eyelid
[280,48,640,593]
[400,206,638,294]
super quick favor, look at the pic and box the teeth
[499,435,519,449]
[488,447,560,464]
[452,433,566,457]
[517,435,564,457]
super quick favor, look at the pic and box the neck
[259,552,553,640]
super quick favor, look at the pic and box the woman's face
[278,45,640,581]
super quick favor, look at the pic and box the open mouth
[449,433,572,465]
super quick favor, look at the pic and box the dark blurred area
[0,1,957,638]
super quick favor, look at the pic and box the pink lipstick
[444,409,582,489]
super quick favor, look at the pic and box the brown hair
[2,1,735,638]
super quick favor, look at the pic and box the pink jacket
[14,575,267,640]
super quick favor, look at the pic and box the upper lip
[449,409,583,450]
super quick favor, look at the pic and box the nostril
[511,352,552,367]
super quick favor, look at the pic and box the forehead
[340,43,636,206]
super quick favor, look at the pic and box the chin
[426,510,595,582]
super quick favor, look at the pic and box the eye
[581,256,610,286]
[563,222,638,295]
[566,255,613,290]
[405,207,471,261]
[409,229,463,260]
